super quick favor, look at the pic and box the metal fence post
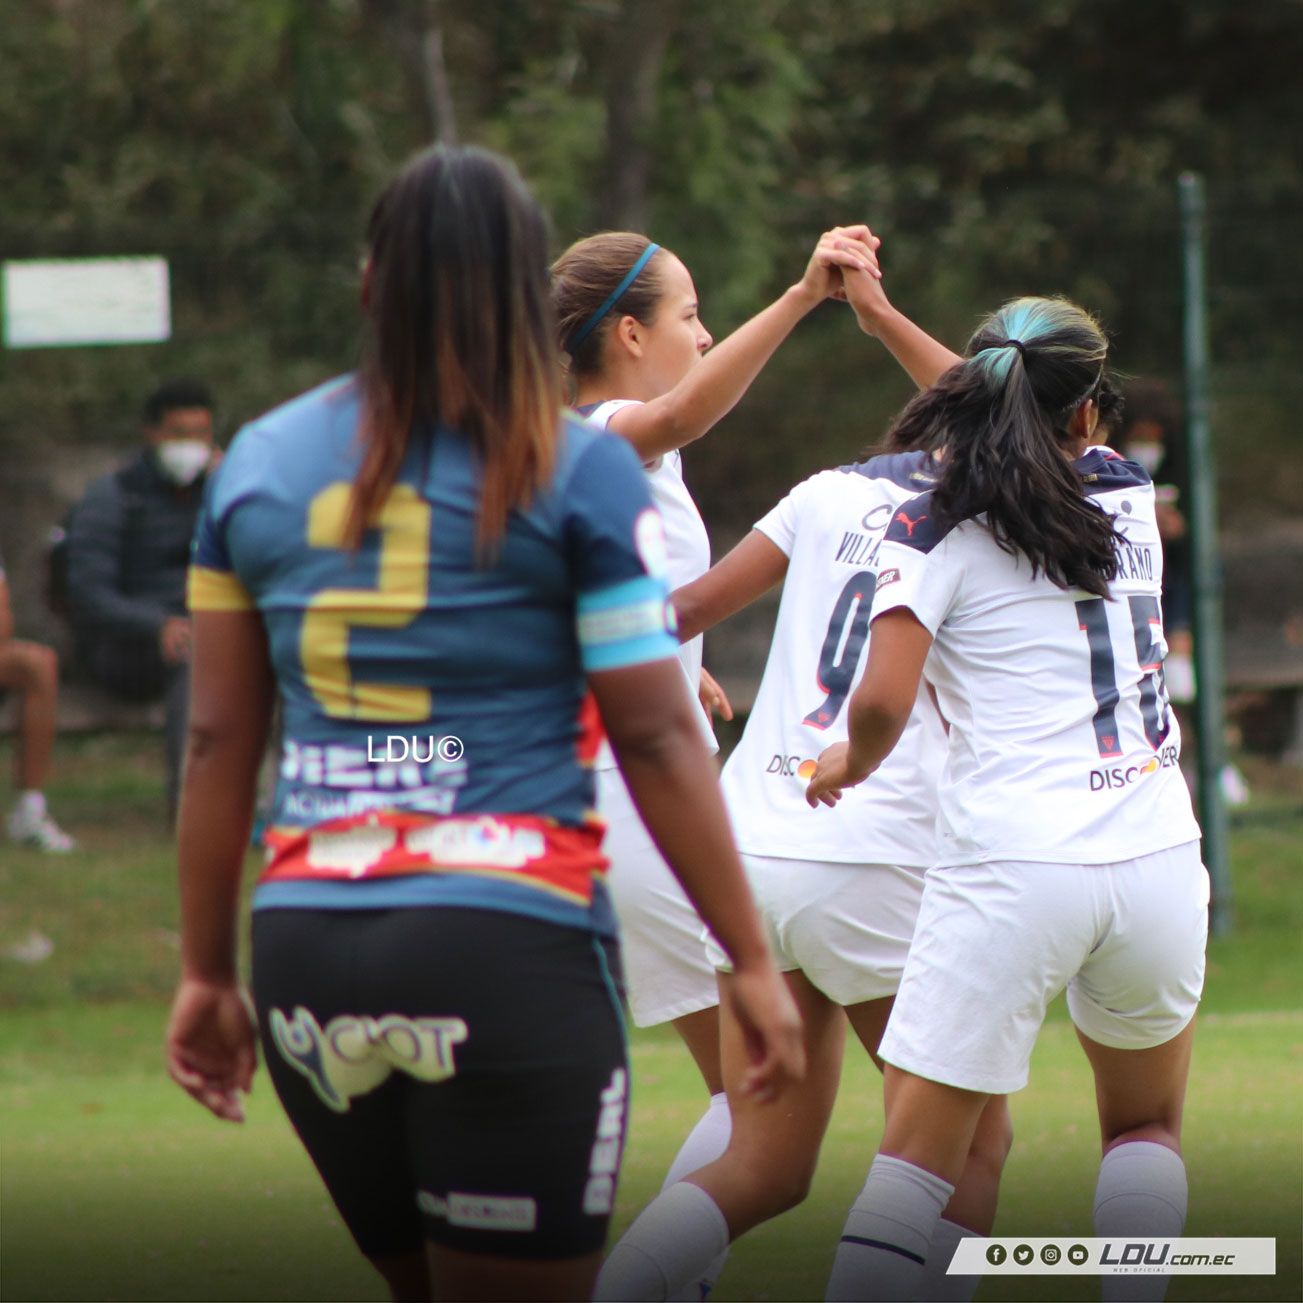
[1178,171,1233,936]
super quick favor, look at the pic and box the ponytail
[884,296,1121,597]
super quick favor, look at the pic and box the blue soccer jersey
[189,376,678,928]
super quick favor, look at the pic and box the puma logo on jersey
[897,510,928,537]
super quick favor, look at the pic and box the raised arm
[672,530,789,643]
[589,658,804,1101]
[840,259,964,391]
[608,229,881,462]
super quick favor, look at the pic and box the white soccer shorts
[704,853,927,1007]
[879,841,1209,1095]
[597,766,719,1028]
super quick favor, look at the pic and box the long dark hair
[349,145,561,551]
[884,296,1122,597]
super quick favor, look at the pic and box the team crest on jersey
[633,508,669,579]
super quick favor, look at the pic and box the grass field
[2,736,1300,1302]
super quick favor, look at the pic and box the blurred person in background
[0,547,74,851]
[65,379,218,820]
[165,144,801,1302]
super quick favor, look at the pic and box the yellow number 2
[300,482,432,721]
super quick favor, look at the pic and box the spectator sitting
[65,380,218,820]
[0,548,75,851]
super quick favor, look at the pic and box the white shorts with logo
[704,853,927,1007]
[880,841,1209,1095]
[597,766,718,1028]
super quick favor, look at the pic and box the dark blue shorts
[252,906,628,1261]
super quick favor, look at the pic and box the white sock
[662,1092,732,1188]
[916,1219,981,1301]
[826,1154,955,1301]
[595,1181,730,1302]
[661,1093,732,1300]
[1094,1141,1188,1302]
[15,791,46,818]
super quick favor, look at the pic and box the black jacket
[66,448,207,643]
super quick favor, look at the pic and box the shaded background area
[1,0,1300,717]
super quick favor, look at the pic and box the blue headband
[567,243,661,353]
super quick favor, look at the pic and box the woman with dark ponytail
[808,286,1206,1302]
[166,144,802,1302]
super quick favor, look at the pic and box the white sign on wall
[2,256,171,348]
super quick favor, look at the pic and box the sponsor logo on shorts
[765,754,817,780]
[417,1190,537,1232]
[1089,744,1180,791]
[582,1067,627,1216]
[269,1006,468,1113]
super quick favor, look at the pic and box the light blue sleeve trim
[582,630,679,673]
[577,574,677,671]
[578,574,667,614]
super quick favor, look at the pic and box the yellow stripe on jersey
[188,565,255,612]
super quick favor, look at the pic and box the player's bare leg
[1078,1022,1196,1302]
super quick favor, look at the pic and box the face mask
[1128,442,1164,475]
[155,439,211,486]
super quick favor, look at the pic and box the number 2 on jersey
[300,483,432,721]
[1075,594,1171,758]
[803,570,875,730]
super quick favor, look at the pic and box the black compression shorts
[251,907,628,1262]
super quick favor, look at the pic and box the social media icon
[986,1245,1007,1265]
[1041,1245,1061,1265]
[1068,1244,1090,1266]
[1014,1244,1034,1265]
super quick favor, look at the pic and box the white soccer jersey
[721,454,947,867]
[583,400,717,763]
[870,446,1201,867]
